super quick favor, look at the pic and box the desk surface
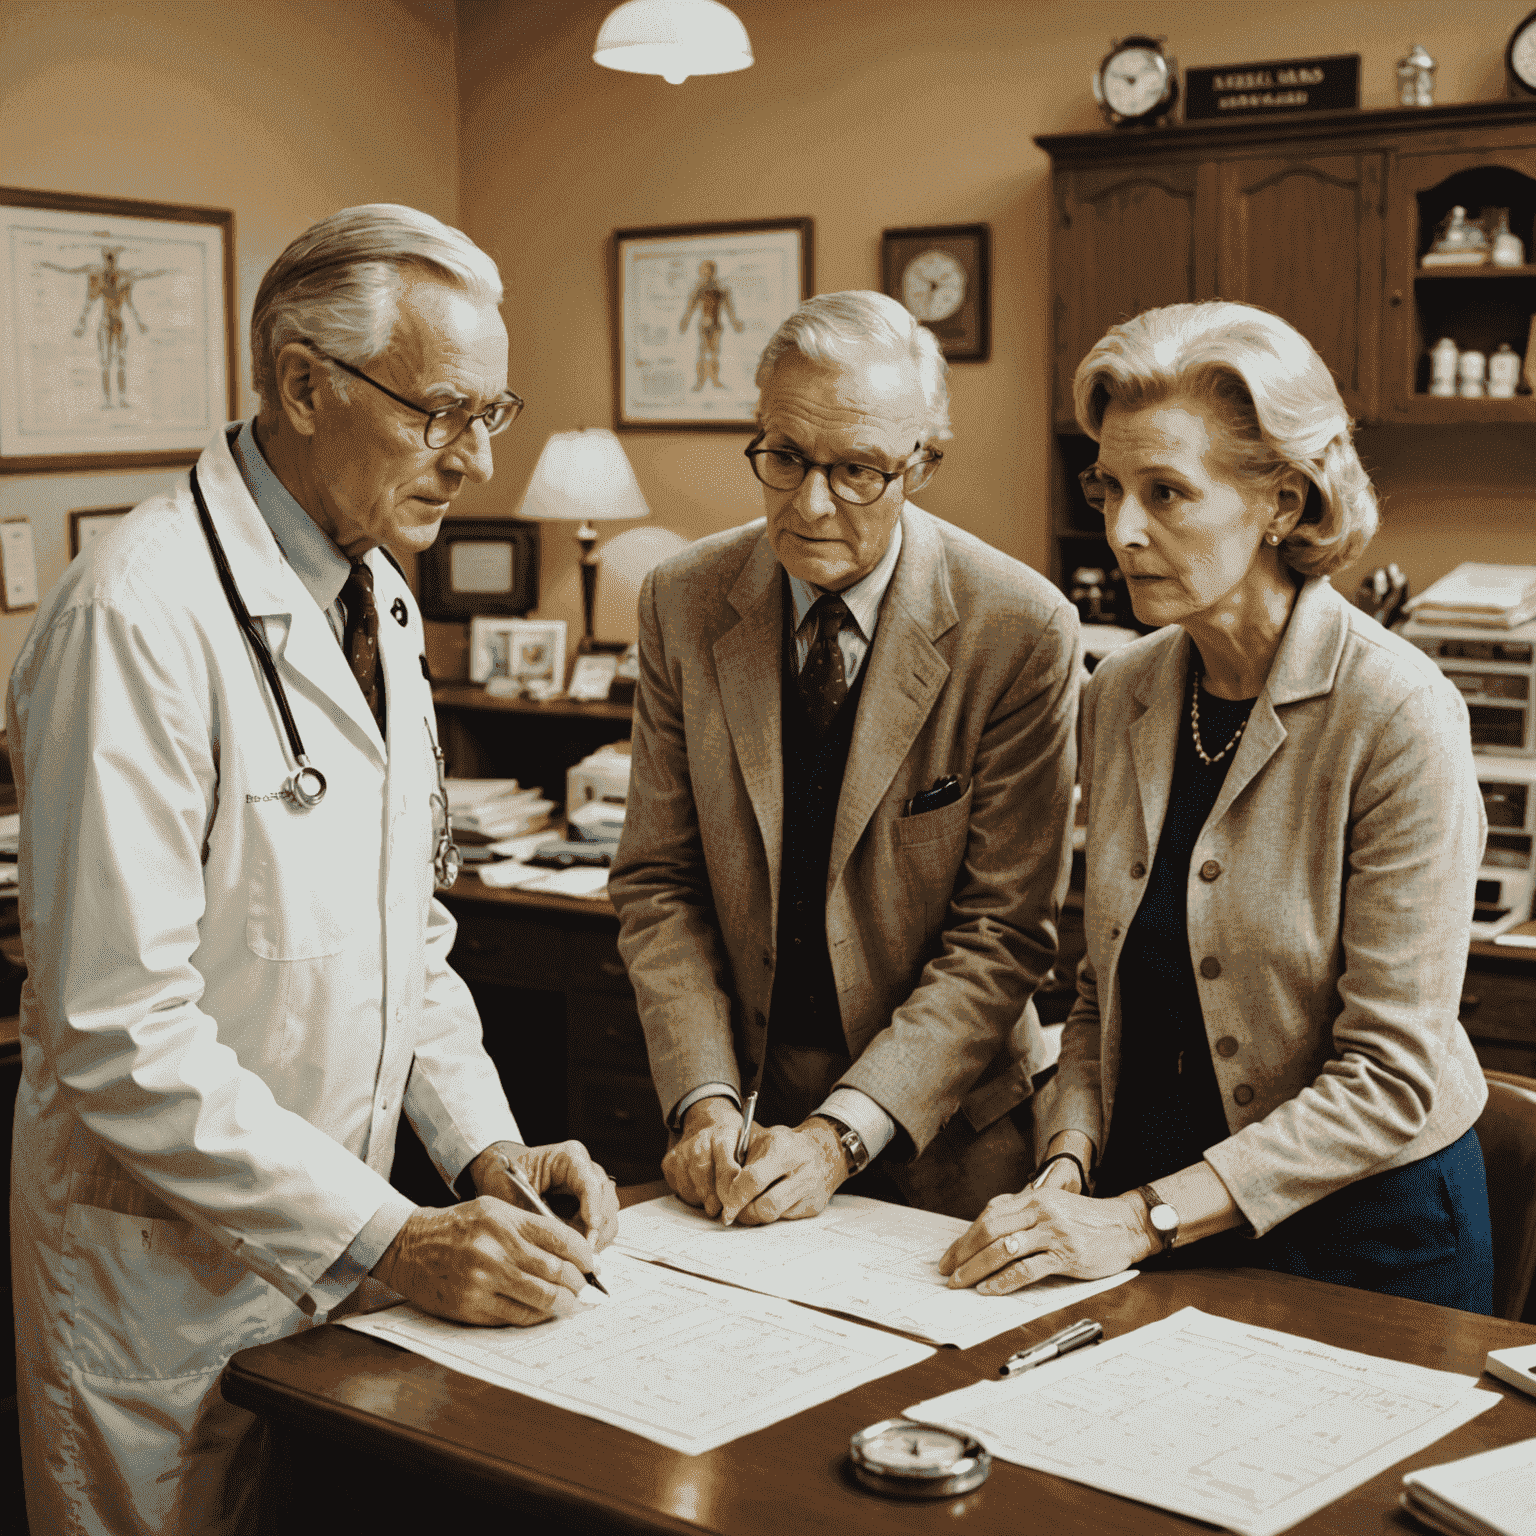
[224,1190,1536,1536]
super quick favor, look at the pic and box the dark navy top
[1092,676,1255,1200]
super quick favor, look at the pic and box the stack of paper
[1407,564,1536,629]
[1400,1438,1536,1536]
[445,779,555,841]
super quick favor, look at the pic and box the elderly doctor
[9,204,620,1536]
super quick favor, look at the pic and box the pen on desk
[502,1161,611,1298]
[735,1090,759,1165]
[999,1319,1102,1376]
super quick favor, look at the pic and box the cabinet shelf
[1415,264,1536,279]
[1389,394,1536,424]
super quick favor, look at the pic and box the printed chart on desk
[619,1193,1135,1349]
[907,1307,1498,1536]
[340,1250,931,1456]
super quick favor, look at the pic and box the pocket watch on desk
[1092,35,1179,126]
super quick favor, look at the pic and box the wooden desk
[225,1193,1536,1536]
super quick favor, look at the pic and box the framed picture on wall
[68,504,132,558]
[881,223,991,363]
[612,217,813,431]
[0,187,237,473]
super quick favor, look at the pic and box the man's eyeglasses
[1077,466,1111,512]
[744,431,942,507]
[315,350,524,450]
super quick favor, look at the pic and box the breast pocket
[891,783,975,928]
[245,797,366,960]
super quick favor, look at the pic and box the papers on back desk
[339,1249,931,1456]
[618,1193,1136,1348]
[906,1307,1498,1536]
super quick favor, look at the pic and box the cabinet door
[1214,154,1385,420]
[1051,163,1201,425]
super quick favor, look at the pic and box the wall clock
[1093,35,1179,126]
[1508,9,1536,96]
[881,223,990,362]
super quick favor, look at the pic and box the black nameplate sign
[1184,54,1360,120]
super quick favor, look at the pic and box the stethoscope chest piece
[289,759,327,808]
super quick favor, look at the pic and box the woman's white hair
[755,290,952,442]
[1073,301,1377,577]
[251,203,502,410]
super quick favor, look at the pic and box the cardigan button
[1130,861,1146,878]
[1109,925,1121,940]
[1233,1084,1255,1106]
[1199,956,1222,980]
[1199,859,1222,882]
[1215,1036,1239,1057]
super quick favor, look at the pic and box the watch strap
[1135,1184,1179,1253]
[818,1116,871,1176]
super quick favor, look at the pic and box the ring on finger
[1004,1234,1021,1256]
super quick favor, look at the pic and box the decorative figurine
[1488,343,1522,399]
[1458,349,1487,399]
[1423,206,1490,266]
[1397,44,1437,106]
[1429,337,1460,397]
[1484,208,1527,268]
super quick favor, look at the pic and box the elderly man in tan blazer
[609,291,1081,1225]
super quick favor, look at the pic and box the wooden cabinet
[1037,100,1536,594]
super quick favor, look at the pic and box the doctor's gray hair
[251,204,502,411]
[1073,301,1377,577]
[756,290,952,442]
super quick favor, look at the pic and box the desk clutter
[1399,1435,1536,1536]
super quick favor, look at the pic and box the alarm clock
[1508,8,1536,96]
[1093,35,1179,126]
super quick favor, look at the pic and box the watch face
[902,249,967,322]
[1513,17,1536,88]
[1151,1204,1179,1234]
[1102,46,1169,117]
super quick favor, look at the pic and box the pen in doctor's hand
[735,1091,759,1166]
[999,1319,1102,1376]
[502,1161,611,1298]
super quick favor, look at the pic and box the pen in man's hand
[735,1090,759,1165]
[999,1319,1102,1376]
[501,1160,611,1297]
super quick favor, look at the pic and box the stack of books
[444,779,555,843]
[1399,1435,1536,1536]
[1406,564,1536,630]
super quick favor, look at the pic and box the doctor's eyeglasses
[317,351,524,450]
[744,432,943,506]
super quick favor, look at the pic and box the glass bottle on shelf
[1457,349,1487,398]
[1484,208,1527,268]
[1488,343,1522,398]
[1429,336,1460,397]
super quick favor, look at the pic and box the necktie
[341,557,386,735]
[798,594,851,739]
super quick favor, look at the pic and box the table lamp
[515,428,651,652]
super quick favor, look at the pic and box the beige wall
[456,0,1533,646]
[0,0,460,680]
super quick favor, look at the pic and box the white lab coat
[8,426,520,1535]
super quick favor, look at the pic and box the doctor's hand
[937,1188,1154,1295]
[664,1097,753,1220]
[470,1139,621,1252]
[371,1198,603,1327]
[721,1117,845,1227]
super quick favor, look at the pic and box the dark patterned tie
[341,557,385,735]
[798,594,851,739]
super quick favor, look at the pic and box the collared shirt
[229,417,416,1302]
[671,518,906,1165]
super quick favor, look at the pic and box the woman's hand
[937,1188,1157,1293]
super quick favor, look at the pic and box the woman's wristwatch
[815,1115,871,1176]
[1135,1184,1180,1253]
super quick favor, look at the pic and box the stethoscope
[191,464,460,888]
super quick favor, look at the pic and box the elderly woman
[940,301,1493,1310]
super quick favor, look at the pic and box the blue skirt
[1146,1126,1494,1315]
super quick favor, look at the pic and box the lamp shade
[515,428,651,524]
[593,0,753,86]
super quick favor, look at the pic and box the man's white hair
[250,203,502,410]
[755,290,952,442]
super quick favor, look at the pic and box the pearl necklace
[1190,668,1248,766]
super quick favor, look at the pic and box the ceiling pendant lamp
[593,0,754,86]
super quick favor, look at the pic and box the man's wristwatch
[816,1116,871,1176]
[1135,1184,1179,1253]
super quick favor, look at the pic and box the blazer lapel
[828,507,954,888]
[1126,630,1189,859]
[714,534,786,897]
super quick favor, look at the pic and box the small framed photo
[469,616,567,690]
[568,652,619,701]
[68,504,132,558]
[880,223,991,363]
[612,217,813,431]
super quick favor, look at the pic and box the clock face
[902,249,966,323]
[1101,45,1169,118]
[862,1424,968,1473]
[1513,16,1536,88]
